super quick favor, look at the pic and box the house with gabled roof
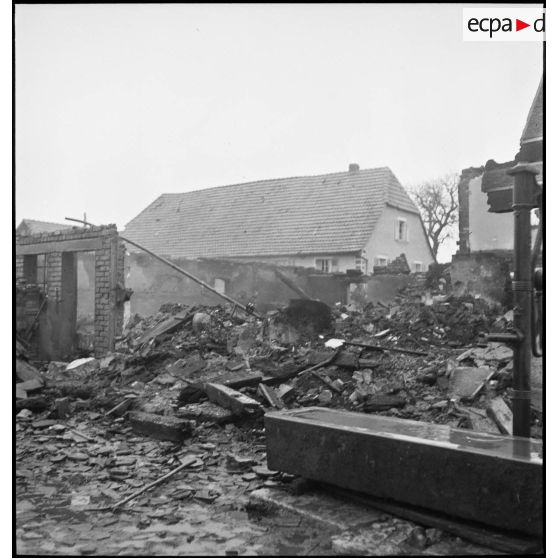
[16,219,73,236]
[124,164,435,275]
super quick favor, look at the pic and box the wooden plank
[136,310,193,345]
[203,373,263,390]
[307,350,359,370]
[257,384,285,409]
[205,383,262,416]
[16,237,103,255]
[129,411,192,442]
[274,269,313,300]
[487,397,514,435]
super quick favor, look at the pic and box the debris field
[16,291,543,555]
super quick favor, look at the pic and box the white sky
[15,3,542,262]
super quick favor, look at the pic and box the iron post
[507,163,539,437]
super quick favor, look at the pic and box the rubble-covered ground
[15,293,543,555]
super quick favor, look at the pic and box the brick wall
[15,225,125,358]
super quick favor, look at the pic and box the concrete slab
[248,487,388,532]
[265,407,543,536]
[205,383,262,416]
[448,367,493,399]
[129,411,191,442]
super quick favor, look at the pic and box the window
[413,261,423,272]
[375,255,388,267]
[214,278,226,294]
[395,218,408,242]
[316,258,332,273]
[355,256,368,274]
[36,254,47,287]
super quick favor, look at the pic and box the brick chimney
[348,163,360,173]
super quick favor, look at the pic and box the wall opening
[76,251,96,354]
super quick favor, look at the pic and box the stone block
[129,411,192,442]
[205,383,262,416]
[265,407,543,536]
[448,366,493,399]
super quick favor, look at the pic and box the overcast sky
[15,3,542,262]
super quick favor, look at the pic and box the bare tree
[411,173,459,259]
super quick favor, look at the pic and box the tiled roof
[16,219,72,235]
[124,167,419,258]
[521,79,543,144]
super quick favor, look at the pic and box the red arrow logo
[516,19,530,31]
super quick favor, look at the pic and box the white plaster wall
[233,253,359,272]
[468,176,513,252]
[362,206,435,272]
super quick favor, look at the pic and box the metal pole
[508,164,538,437]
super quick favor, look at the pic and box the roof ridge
[21,218,71,226]
[158,166,392,198]
[123,166,419,259]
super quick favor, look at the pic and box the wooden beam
[16,237,103,255]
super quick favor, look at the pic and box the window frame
[315,258,331,273]
[375,255,389,267]
[395,217,409,242]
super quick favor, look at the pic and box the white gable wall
[362,206,435,272]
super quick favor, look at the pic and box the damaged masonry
[16,211,542,555]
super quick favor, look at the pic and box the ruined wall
[125,254,359,316]
[363,206,435,272]
[449,252,513,307]
[15,225,125,358]
[456,166,484,255]
[468,176,514,252]
[365,274,412,303]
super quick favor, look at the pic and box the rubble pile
[358,295,502,346]
[16,295,538,436]
[16,294,543,554]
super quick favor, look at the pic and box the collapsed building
[15,224,129,360]
[15,95,543,555]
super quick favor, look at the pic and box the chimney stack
[349,163,360,173]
